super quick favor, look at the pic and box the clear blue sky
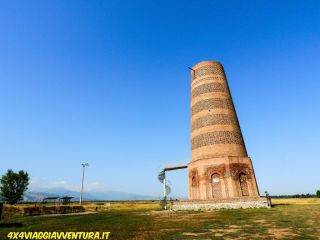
[1,0,319,198]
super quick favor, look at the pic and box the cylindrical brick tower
[188,61,260,200]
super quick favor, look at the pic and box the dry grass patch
[1,199,320,239]
[271,198,320,205]
[183,232,211,236]
[267,228,298,239]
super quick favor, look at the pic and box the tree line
[270,191,320,198]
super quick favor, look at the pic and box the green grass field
[1,199,319,239]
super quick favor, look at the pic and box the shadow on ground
[272,203,289,207]
[0,222,23,228]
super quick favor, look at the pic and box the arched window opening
[239,173,249,196]
[191,176,197,187]
[191,175,199,199]
[211,173,222,198]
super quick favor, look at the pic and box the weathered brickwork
[193,64,225,79]
[191,98,233,115]
[191,82,227,98]
[191,114,237,131]
[191,76,225,87]
[187,61,261,205]
[205,164,227,180]
[189,169,200,199]
[189,169,200,187]
[229,163,253,180]
[205,164,229,199]
[191,131,244,150]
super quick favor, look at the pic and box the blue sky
[0,0,319,198]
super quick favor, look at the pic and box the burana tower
[188,61,260,200]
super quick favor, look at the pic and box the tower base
[171,197,270,211]
[188,157,260,200]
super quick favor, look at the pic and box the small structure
[23,196,83,216]
[42,197,59,206]
[59,196,73,205]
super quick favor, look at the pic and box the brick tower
[188,61,260,200]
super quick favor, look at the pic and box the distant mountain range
[24,188,158,202]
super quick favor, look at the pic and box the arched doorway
[191,176,199,199]
[239,173,249,196]
[211,173,222,198]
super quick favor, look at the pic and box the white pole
[80,163,88,205]
[163,172,166,210]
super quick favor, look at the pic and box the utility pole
[80,163,89,205]
[163,172,167,210]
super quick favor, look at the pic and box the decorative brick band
[192,83,227,98]
[193,65,225,80]
[191,131,243,150]
[229,163,253,180]
[191,98,233,115]
[191,114,237,131]
[192,76,225,86]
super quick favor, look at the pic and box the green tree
[317,190,320,198]
[0,169,29,204]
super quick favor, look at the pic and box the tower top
[191,61,226,82]
[192,60,222,69]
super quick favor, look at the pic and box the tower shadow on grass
[272,203,290,207]
[0,222,23,228]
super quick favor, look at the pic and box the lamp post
[163,171,166,210]
[80,163,89,205]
